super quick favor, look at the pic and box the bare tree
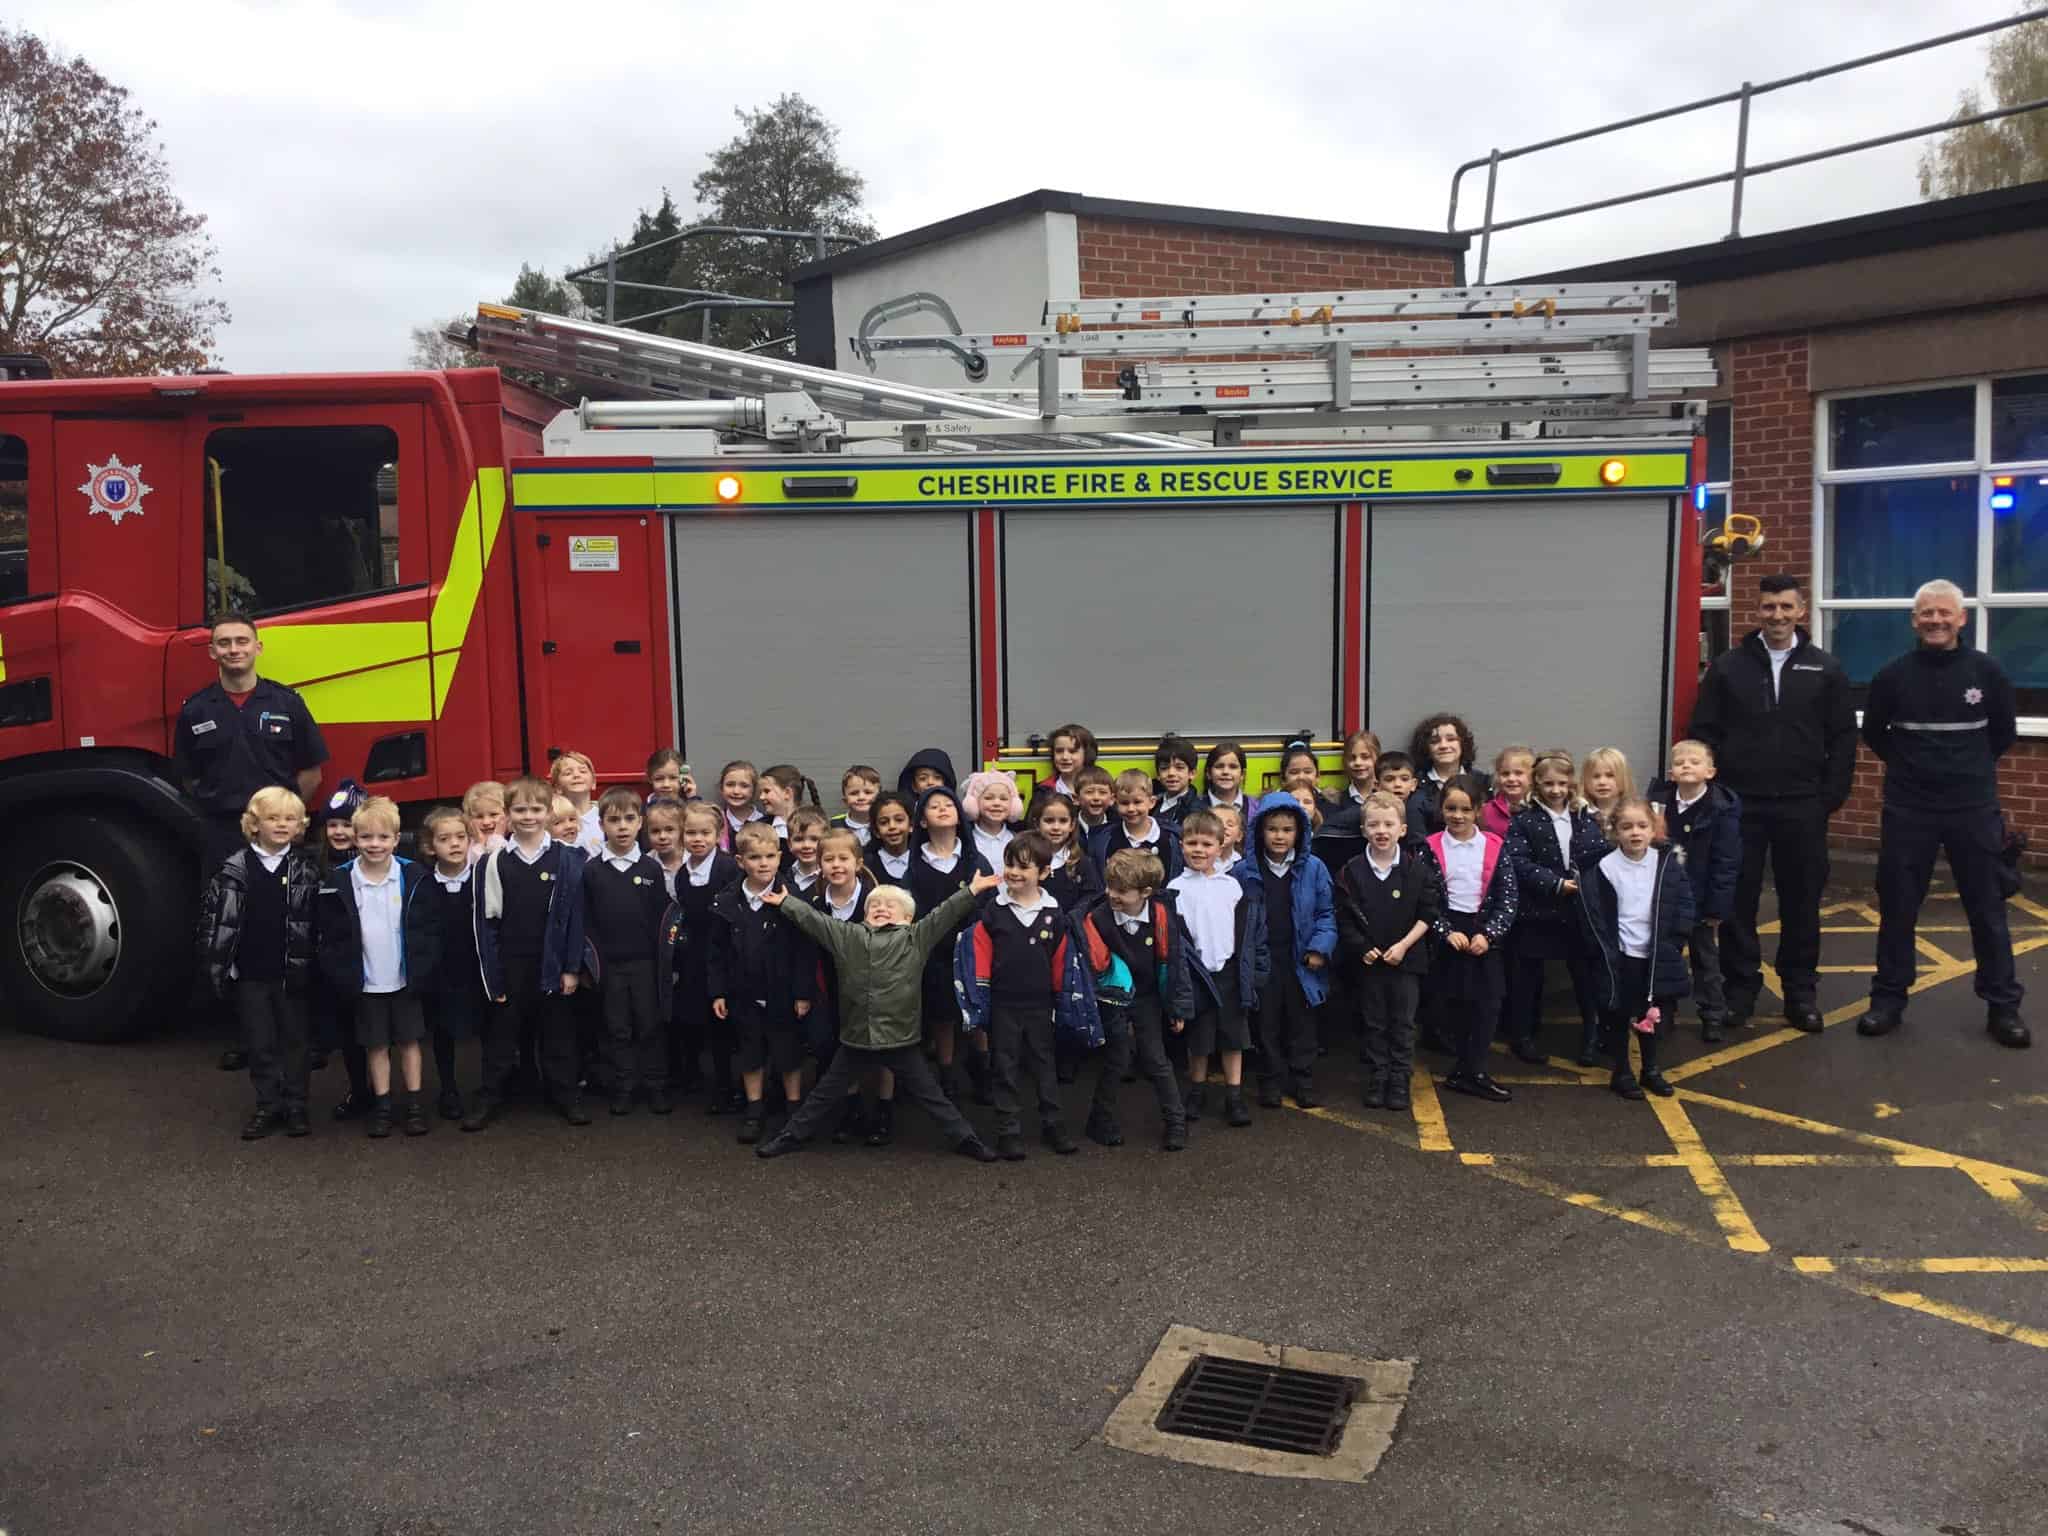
[0,28,228,375]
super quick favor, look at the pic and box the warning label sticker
[568,535,619,572]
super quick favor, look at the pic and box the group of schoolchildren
[198,716,1742,1160]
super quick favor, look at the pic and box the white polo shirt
[351,860,405,994]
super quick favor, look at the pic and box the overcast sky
[16,0,2024,374]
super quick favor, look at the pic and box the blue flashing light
[1694,483,1709,511]
[1990,491,2016,511]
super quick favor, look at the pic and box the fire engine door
[528,516,662,781]
[0,415,58,758]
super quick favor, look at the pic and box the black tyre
[0,811,194,1042]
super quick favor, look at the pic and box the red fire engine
[0,285,1714,1041]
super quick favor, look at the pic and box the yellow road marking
[1407,1064,1453,1152]
[2010,893,2048,923]
[1470,1160,1718,1245]
[1677,1088,2048,1187]
[1813,1256,2048,1274]
[1962,1170,2048,1233]
[1853,1287,2048,1348]
[1648,1094,1771,1253]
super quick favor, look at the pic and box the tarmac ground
[4,874,2048,1535]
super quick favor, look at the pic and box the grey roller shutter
[669,511,975,785]
[1001,504,1337,741]
[1366,497,1672,778]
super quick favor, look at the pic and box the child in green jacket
[755,872,1001,1161]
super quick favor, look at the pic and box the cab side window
[203,425,403,616]
[0,434,27,603]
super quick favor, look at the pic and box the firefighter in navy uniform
[174,610,330,1069]
[1688,573,1857,1034]
[1856,580,2030,1049]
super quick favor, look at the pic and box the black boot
[284,1107,311,1138]
[437,1086,464,1121]
[1162,1120,1188,1152]
[1085,1109,1123,1148]
[366,1096,394,1138]
[832,1096,868,1145]
[240,1108,278,1141]
[1509,1035,1547,1065]
[1183,1081,1206,1122]
[1361,1071,1386,1110]
[737,1107,764,1144]
[404,1096,431,1136]
[219,1047,247,1072]
[1856,1003,1904,1037]
[1988,1007,2032,1049]
[1383,1073,1412,1112]
[864,1099,897,1148]
[1290,1074,1318,1110]
[1225,1086,1252,1127]
[755,1127,804,1159]
[1042,1122,1079,1155]
[1257,1077,1284,1109]
[995,1132,1026,1161]
[461,1095,500,1132]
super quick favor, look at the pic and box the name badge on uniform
[258,710,293,739]
[539,872,553,883]
[1392,889,1401,900]
[190,719,218,736]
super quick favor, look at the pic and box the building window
[202,425,403,617]
[0,434,26,604]
[1698,404,1732,666]
[1817,378,2048,717]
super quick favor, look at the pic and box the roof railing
[1448,6,2048,281]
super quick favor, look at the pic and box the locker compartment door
[669,510,975,783]
[1366,496,1674,780]
[529,516,662,782]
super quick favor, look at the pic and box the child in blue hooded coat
[1237,791,1338,1109]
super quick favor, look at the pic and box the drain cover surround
[1155,1355,1357,1455]
[1102,1324,1414,1483]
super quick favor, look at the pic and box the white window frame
[1812,374,2048,736]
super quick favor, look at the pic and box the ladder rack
[467,275,1716,454]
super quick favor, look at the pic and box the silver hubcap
[18,864,123,997]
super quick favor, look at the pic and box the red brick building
[1536,181,2048,860]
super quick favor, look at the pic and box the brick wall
[1073,216,1461,389]
[1723,331,2048,862]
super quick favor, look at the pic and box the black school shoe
[366,1098,395,1138]
[284,1107,311,1138]
[461,1096,500,1132]
[864,1101,896,1147]
[1509,1036,1548,1065]
[1383,1075,1412,1112]
[1786,998,1824,1033]
[1183,1082,1206,1122]
[1641,1071,1675,1098]
[240,1108,278,1141]
[736,1110,764,1144]
[995,1132,1026,1161]
[1856,1005,1904,1038]
[1361,1073,1387,1109]
[1290,1076,1318,1110]
[560,1098,592,1127]
[1162,1122,1188,1152]
[610,1091,635,1117]
[437,1087,464,1121]
[955,1135,999,1163]
[1700,1019,1726,1044]
[1224,1088,1252,1127]
[1256,1080,1284,1110]
[647,1087,674,1115]
[1085,1111,1123,1148]
[755,1128,804,1159]
[219,1047,247,1072]
[332,1091,371,1122]
[1446,1071,1511,1103]
[1610,1071,1645,1101]
[831,1098,868,1145]
[404,1098,431,1136]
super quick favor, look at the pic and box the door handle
[540,640,558,655]
[613,640,641,655]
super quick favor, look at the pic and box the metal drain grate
[1154,1354,1359,1455]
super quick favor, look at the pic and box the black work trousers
[988,1001,1063,1137]
[1091,995,1184,1130]
[1255,970,1319,1084]
[1873,805,2023,1011]
[601,957,666,1094]
[1724,797,1829,1008]
[237,979,309,1113]
[781,1044,976,1146]
[482,958,581,1105]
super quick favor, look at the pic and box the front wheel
[0,812,195,1042]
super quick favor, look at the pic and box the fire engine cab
[0,282,1716,1042]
